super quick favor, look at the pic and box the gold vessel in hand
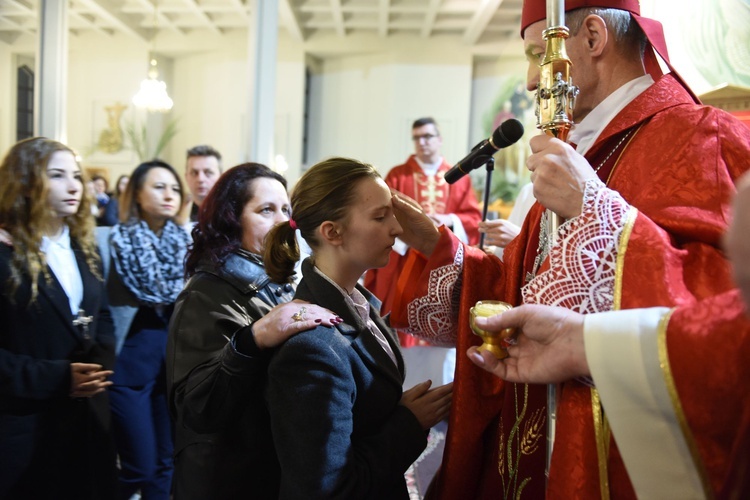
[469,300,514,359]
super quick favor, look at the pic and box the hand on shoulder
[253,300,342,349]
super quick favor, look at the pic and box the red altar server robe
[391,74,750,499]
[365,155,481,347]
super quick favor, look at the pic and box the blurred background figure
[99,174,129,227]
[0,137,117,499]
[107,159,190,500]
[479,182,536,259]
[91,174,110,226]
[183,145,222,223]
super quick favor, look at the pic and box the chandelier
[132,1,173,113]
[132,57,173,112]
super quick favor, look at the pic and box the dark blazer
[266,259,427,500]
[167,249,295,500]
[0,242,117,499]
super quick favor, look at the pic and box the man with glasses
[364,117,481,387]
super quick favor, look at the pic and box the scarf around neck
[110,219,190,306]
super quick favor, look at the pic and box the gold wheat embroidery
[521,407,545,455]
[498,384,540,499]
[498,418,506,476]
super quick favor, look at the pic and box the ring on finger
[291,306,307,322]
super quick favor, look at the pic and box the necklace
[594,128,634,174]
[525,128,635,283]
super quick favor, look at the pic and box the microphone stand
[478,157,495,251]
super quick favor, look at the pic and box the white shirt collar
[414,156,443,176]
[40,224,72,253]
[569,74,654,156]
[41,224,82,315]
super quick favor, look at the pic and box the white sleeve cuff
[449,214,468,243]
[584,308,705,499]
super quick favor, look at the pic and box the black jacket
[0,243,117,499]
[266,259,426,500]
[167,249,294,500]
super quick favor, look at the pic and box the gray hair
[567,8,647,59]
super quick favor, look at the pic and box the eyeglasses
[412,133,438,142]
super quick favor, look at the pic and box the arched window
[17,65,34,141]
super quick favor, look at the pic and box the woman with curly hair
[0,137,117,499]
[107,159,190,500]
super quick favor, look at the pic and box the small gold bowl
[469,300,514,359]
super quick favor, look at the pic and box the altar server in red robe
[365,117,482,387]
[387,0,750,498]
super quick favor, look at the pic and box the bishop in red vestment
[463,170,750,498]
[389,1,750,498]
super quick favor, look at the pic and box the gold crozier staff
[534,0,579,481]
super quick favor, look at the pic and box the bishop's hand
[527,135,597,219]
[391,190,441,257]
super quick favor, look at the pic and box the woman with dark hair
[107,159,190,500]
[0,137,117,498]
[99,174,129,226]
[167,163,338,499]
[263,157,453,499]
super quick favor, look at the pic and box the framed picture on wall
[86,99,137,166]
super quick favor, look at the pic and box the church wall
[306,44,473,178]
[67,31,150,182]
[0,43,13,155]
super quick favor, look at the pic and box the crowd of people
[1,0,749,499]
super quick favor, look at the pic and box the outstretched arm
[466,304,588,384]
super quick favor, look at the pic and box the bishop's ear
[581,14,607,56]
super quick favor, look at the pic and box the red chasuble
[365,155,481,347]
[391,74,750,499]
[662,291,750,497]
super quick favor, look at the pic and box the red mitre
[520,0,700,103]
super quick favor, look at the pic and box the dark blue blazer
[266,259,427,500]
[0,243,116,498]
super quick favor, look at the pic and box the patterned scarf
[110,219,190,306]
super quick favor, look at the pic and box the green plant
[123,117,179,162]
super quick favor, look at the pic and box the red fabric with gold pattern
[663,290,750,496]
[392,74,750,499]
[548,74,745,498]
[365,155,481,347]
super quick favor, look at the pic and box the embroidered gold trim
[591,388,611,500]
[589,146,641,499]
[657,310,714,499]
[613,206,639,310]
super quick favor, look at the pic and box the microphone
[444,119,524,184]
